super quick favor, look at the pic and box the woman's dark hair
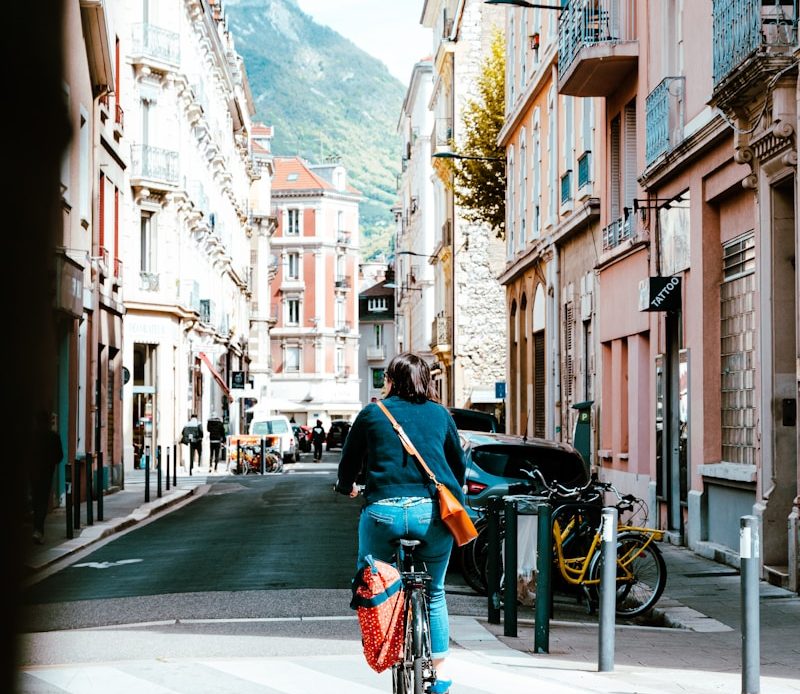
[385,352,439,403]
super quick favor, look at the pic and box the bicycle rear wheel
[588,532,667,617]
[410,589,433,694]
[392,598,414,694]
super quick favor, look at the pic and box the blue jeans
[357,497,454,659]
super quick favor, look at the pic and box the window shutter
[610,116,621,221]
[534,331,546,438]
[624,103,637,213]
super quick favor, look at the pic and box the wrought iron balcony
[711,0,797,111]
[645,77,685,167]
[131,23,180,68]
[334,276,351,289]
[131,145,179,188]
[139,271,160,292]
[558,0,638,97]
[601,214,637,252]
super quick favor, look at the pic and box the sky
[295,0,432,84]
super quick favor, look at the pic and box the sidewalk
[21,471,800,693]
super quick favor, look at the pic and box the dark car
[449,408,500,433]
[459,431,589,519]
[326,420,351,450]
[293,424,312,453]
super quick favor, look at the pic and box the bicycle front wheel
[589,532,667,617]
[392,598,414,694]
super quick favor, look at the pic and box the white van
[248,414,297,463]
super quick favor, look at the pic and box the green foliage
[225,0,403,259]
[451,28,506,238]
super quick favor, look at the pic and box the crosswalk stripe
[28,665,183,694]
[205,658,390,693]
[449,654,584,694]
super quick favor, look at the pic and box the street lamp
[432,149,504,163]
[484,0,564,11]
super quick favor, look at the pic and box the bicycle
[461,472,667,617]
[392,538,437,694]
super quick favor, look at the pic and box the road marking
[27,665,182,693]
[73,559,144,570]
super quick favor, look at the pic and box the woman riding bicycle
[335,352,466,694]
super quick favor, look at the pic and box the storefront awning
[199,352,233,402]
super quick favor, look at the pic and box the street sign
[639,276,682,312]
[495,381,506,399]
[122,367,131,385]
[231,371,246,389]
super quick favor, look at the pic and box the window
[336,347,345,375]
[285,345,300,372]
[368,297,387,312]
[372,368,385,389]
[287,252,300,280]
[374,323,383,347]
[286,298,300,325]
[140,212,155,273]
[287,209,300,235]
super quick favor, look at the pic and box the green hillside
[224,0,401,259]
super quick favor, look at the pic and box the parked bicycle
[460,471,667,617]
[392,538,437,694]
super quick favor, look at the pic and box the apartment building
[494,0,799,588]
[358,272,396,406]
[395,58,436,369]
[120,0,259,468]
[497,4,601,455]
[420,0,508,412]
[268,156,362,427]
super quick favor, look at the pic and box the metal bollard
[166,446,171,490]
[598,506,618,672]
[487,496,503,624]
[260,437,266,475]
[73,458,81,530]
[504,499,518,637]
[237,441,243,475]
[173,444,177,486]
[96,450,104,521]
[144,445,151,503]
[740,515,760,694]
[534,502,552,653]
[65,462,73,539]
[85,453,93,526]
[157,445,162,498]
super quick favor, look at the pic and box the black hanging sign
[640,276,682,312]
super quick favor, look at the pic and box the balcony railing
[434,118,453,148]
[131,145,179,185]
[335,322,352,334]
[645,77,685,167]
[712,0,798,88]
[139,271,160,291]
[131,23,180,67]
[336,230,352,245]
[335,276,351,289]
[601,215,634,252]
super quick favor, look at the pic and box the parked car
[326,420,352,450]
[459,431,589,519]
[293,424,312,453]
[248,413,298,463]
[449,407,500,433]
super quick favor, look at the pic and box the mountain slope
[225,0,403,259]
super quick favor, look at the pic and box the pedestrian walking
[181,413,203,470]
[311,419,326,461]
[30,410,63,544]
[206,413,225,472]
[335,352,466,693]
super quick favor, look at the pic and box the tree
[437,28,506,238]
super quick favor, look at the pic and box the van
[248,413,297,463]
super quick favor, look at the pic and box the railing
[434,118,453,148]
[335,322,352,334]
[131,23,180,66]
[560,170,573,204]
[601,215,634,251]
[645,77,685,166]
[559,0,637,75]
[577,151,591,188]
[335,276,351,289]
[336,230,351,245]
[712,0,798,87]
[131,145,179,185]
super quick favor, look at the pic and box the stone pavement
[20,467,800,693]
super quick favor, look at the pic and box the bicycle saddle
[398,539,421,548]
